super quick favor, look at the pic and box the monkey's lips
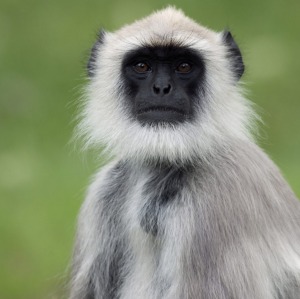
[136,106,187,124]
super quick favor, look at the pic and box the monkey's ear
[222,31,244,80]
[87,29,106,78]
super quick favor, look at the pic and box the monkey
[70,7,300,299]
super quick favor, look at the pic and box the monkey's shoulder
[208,140,289,186]
[203,140,300,213]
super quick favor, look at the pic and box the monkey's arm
[69,161,128,299]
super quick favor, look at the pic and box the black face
[121,46,205,125]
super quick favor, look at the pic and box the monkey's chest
[137,166,187,236]
[120,166,194,298]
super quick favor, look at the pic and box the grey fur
[70,8,300,299]
[70,141,300,299]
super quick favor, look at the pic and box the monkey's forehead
[109,7,220,49]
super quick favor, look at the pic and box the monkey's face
[79,8,255,163]
[122,46,205,126]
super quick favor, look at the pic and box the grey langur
[70,7,300,299]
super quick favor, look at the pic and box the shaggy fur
[70,7,300,299]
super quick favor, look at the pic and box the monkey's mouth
[136,106,186,124]
[137,106,185,115]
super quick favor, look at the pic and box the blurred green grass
[0,0,299,298]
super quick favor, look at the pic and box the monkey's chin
[137,109,187,126]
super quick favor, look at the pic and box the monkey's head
[79,7,256,164]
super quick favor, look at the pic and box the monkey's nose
[153,83,172,95]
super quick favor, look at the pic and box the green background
[1,0,299,298]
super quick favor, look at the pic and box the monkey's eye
[176,62,192,73]
[133,62,151,73]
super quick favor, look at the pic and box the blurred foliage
[0,0,299,298]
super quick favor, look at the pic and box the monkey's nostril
[153,85,160,95]
[163,84,171,94]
